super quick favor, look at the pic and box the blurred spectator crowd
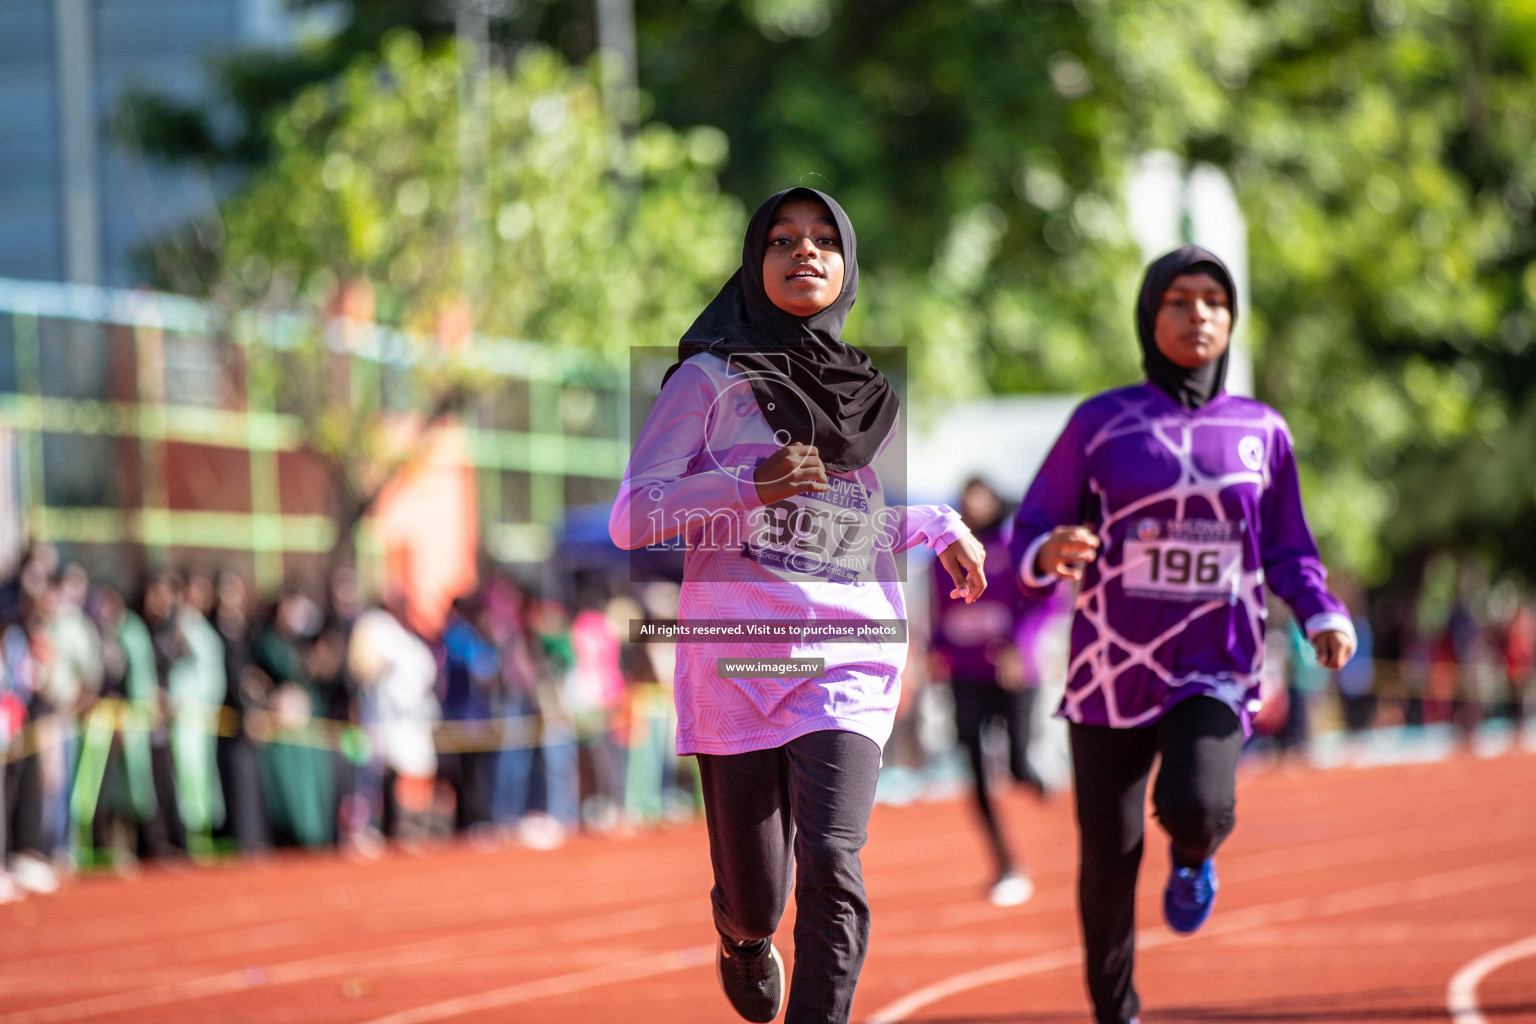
[1249,567,1536,759]
[1,536,1532,905]
[0,543,695,904]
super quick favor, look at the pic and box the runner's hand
[939,532,988,604]
[753,443,831,504]
[992,645,1025,690]
[1312,629,1355,670]
[1036,525,1101,581]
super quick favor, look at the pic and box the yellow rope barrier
[0,697,643,765]
[2,657,1524,768]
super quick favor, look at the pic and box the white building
[0,0,303,287]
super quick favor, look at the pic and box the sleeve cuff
[1303,612,1356,646]
[735,472,765,511]
[928,511,969,552]
[1018,532,1055,588]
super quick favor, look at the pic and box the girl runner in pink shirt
[611,187,986,1024]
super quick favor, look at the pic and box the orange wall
[373,424,478,636]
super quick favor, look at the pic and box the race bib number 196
[1122,518,1244,601]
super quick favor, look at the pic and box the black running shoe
[715,938,786,1022]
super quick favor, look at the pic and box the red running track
[0,751,1533,1024]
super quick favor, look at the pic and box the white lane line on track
[0,898,699,1024]
[2,820,1395,1017]
[876,816,1534,954]
[355,944,714,1024]
[8,776,1526,1021]
[0,850,708,963]
[7,813,1488,1004]
[1447,932,1536,1024]
[863,856,1536,1024]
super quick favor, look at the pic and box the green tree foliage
[115,1,457,169]
[124,0,1536,580]
[219,35,738,348]
[1220,0,1536,581]
[208,35,741,562]
[632,0,1151,402]
[624,0,1536,581]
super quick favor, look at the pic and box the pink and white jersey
[610,353,967,755]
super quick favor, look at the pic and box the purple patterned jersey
[1009,383,1352,732]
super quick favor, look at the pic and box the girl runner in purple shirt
[929,478,1062,908]
[1009,246,1355,1024]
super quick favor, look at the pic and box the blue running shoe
[1163,850,1218,934]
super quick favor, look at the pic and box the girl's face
[217,572,247,618]
[145,579,176,622]
[960,482,1001,529]
[762,196,845,316]
[1153,271,1232,369]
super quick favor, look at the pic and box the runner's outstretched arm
[1010,408,1091,594]
[1257,422,1356,663]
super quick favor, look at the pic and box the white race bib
[742,475,885,584]
[1121,518,1244,601]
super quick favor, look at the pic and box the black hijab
[663,187,899,474]
[1135,245,1238,410]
